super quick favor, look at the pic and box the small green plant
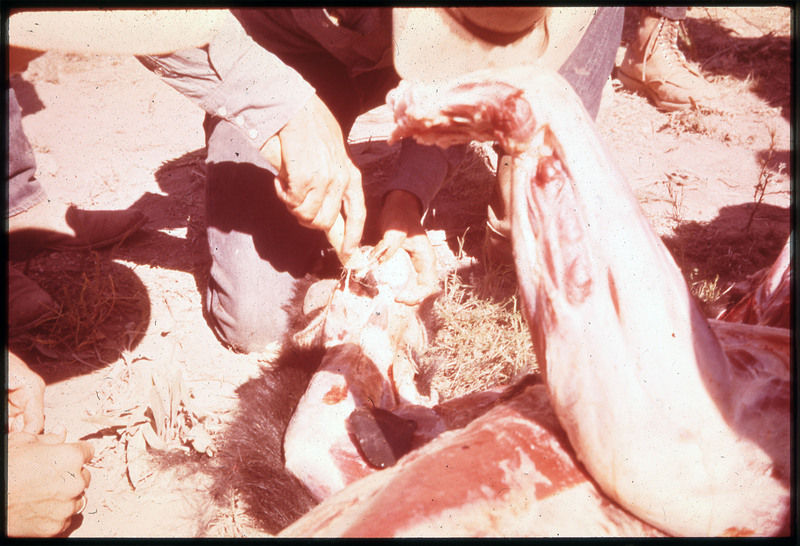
[746,127,785,231]
[665,173,687,225]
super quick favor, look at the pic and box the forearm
[8,9,232,54]
[139,15,314,148]
[138,12,315,152]
[383,139,468,213]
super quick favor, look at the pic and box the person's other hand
[372,190,439,305]
[7,430,94,537]
[270,94,366,260]
[7,350,45,434]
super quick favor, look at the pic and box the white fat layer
[509,69,788,536]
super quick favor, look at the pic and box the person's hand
[372,190,439,305]
[269,94,366,260]
[8,350,45,434]
[7,430,94,537]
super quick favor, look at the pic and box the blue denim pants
[203,7,624,353]
[7,87,46,217]
[648,7,688,21]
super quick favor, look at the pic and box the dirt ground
[6,7,793,537]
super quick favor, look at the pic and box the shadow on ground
[663,201,790,317]
[686,15,791,117]
[115,148,211,290]
[8,250,151,383]
[7,147,209,381]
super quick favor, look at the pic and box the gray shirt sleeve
[137,9,466,214]
[137,12,315,151]
[383,139,468,213]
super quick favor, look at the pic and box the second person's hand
[7,350,46,434]
[6,429,94,537]
[372,190,439,305]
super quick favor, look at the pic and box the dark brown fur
[155,270,439,534]
[154,275,325,534]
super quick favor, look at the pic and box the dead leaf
[125,425,152,490]
[141,421,168,451]
[148,378,168,440]
[84,407,148,431]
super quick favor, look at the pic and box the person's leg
[203,114,328,353]
[7,89,57,328]
[7,87,56,327]
[7,87,46,217]
[202,44,364,353]
[617,6,718,111]
[558,6,625,120]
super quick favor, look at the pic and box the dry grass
[658,106,738,144]
[689,270,730,311]
[8,251,150,374]
[201,492,269,538]
[746,127,784,231]
[421,240,538,401]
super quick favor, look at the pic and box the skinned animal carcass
[283,248,437,501]
[278,67,790,537]
[717,236,791,329]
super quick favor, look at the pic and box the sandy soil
[6,7,792,537]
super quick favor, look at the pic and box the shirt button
[154,67,165,77]
[235,116,245,127]
[217,106,227,117]
[248,129,259,140]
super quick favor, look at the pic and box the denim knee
[205,265,297,353]
[202,115,325,353]
[7,86,46,216]
[558,6,624,120]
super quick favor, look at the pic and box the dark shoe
[10,207,147,258]
[8,265,59,332]
[46,206,148,251]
